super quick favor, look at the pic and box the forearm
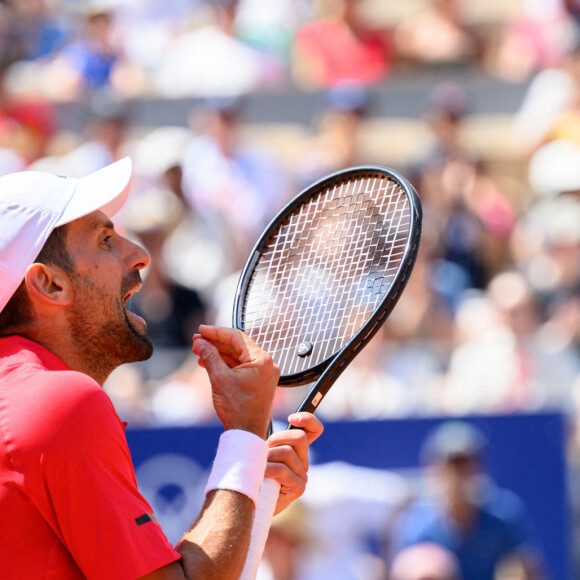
[176,489,255,580]
[138,414,323,580]
[175,428,268,579]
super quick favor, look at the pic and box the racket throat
[295,344,351,414]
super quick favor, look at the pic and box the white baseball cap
[0,156,133,313]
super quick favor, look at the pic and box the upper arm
[38,375,181,579]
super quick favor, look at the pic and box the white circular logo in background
[135,453,207,544]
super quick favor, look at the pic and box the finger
[192,339,230,379]
[194,334,242,360]
[194,334,240,355]
[193,336,242,368]
[266,459,307,495]
[266,444,308,482]
[288,412,324,444]
[221,353,242,369]
[198,326,247,350]
[198,326,259,363]
[267,430,310,472]
[197,353,240,369]
[266,462,307,517]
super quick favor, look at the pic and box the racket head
[233,165,422,387]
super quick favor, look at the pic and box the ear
[24,263,72,307]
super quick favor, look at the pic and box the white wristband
[204,429,269,508]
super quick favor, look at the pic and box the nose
[123,236,150,271]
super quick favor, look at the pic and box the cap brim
[56,156,132,226]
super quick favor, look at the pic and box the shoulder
[398,500,445,545]
[17,365,113,418]
[478,486,537,549]
[42,370,122,445]
[47,368,110,403]
[2,366,122,458]
[483,485,529,525]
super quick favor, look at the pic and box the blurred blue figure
[392,421,546,580]
[56,9,119,93]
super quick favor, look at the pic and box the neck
[447,497,476,529]
[20,325,114,386]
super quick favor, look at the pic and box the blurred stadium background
[2,0,580,578]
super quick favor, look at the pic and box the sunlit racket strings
[242,174,411,377]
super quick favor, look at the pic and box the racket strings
[243,174,412,377]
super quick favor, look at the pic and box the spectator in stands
[0,95,56,164]
[391,421,546,580]
[509,192,580,297]
[182,97,289,270]
[439,253,580,415]
[292,0,392,89]
[511,44,580,152]
[0,0,68,67]
[440,288,524,414]
[43,8,123,100]
[0,68,27,174]
[415,81,469,170]
[490,0,577,82]
[0,21,58,168]
[314,327,412,421]
[392,0,479,69]
[415,84,518,309]
[54,93,130,177]
[234,0,310,68]
[420,156,492,305]
[376,246,455,416]
[292,84,371,186]
[108,0,197,83]
[0,63,56,168]
[154,0,283,98]
[489,271,580,410]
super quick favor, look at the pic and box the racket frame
[233,165,422,410]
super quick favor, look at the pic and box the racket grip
[239,477,281,580]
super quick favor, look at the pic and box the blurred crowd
[3,0,580,577]
[2,0,580,101]
[257,420,550,580]
[0,0,579,434]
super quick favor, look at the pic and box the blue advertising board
[126,413,570,579]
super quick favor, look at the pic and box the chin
[111,313,154,364]
[128,328,154,362]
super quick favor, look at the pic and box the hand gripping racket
[235,166,422,579]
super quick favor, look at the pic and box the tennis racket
[235,165,422,579]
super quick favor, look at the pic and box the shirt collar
[0,335,70,372]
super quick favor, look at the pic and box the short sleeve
[490,489,538,556]
[37,373,181,579]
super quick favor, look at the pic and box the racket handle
[239,477,280,580]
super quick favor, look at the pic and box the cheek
[71,272,121,309]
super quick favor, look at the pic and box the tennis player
[0,157,323,579]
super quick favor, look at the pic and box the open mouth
[123,282,142,308]
[122,282,147,332]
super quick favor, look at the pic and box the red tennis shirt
[0,335,182,579]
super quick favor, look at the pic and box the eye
[101,233,113,247]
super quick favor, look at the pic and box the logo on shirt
[135,513,157,526]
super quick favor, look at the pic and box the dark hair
[0,224,73,334]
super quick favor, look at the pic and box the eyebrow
[86,215,115,232]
